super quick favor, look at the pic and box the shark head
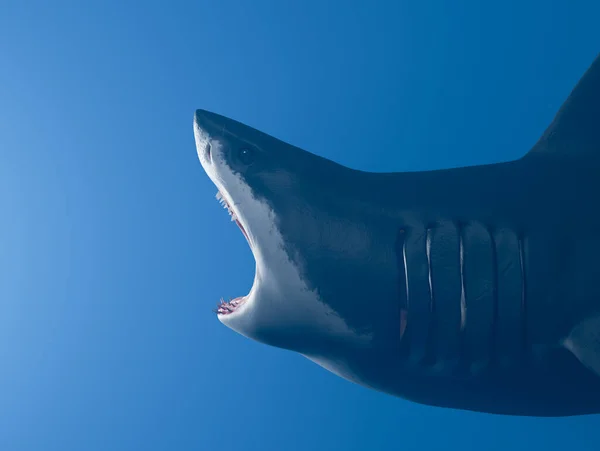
[193,109,385,358]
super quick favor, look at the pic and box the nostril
[205,142,211,160]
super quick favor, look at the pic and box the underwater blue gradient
[1,0,599,450]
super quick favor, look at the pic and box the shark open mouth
[214,191,250,316]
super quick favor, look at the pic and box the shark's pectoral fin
[525,53,600,161]
[563,313,600,377]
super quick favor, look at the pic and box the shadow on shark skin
[193,53,600,417]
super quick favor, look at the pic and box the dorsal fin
[526,53,600,161]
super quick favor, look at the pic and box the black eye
[237,147,255,166]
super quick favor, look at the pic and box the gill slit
[458,225,467,332]
[457,223,468,370]
[425,227,436,364]
[395,228,410,351]
[518,234,528,358]
[402,230,410,341]
[490,230,498,368]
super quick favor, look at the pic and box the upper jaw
[193,109,225,170]
[193,119,227,203]
[193,121,212,169]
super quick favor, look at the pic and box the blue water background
[1,1,599,449]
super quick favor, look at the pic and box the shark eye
[237,147,255,166]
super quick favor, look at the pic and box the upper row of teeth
[216,192,238,222]
[220,298,242,307]
[217,297,243,314]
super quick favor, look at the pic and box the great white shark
[193,53,600,417]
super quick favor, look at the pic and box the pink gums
[215,297,246,315]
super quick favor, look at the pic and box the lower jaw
[217,295,247,316]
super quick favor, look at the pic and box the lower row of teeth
[217,298,242,314]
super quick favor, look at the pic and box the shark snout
[194,109,229,138]
[193,110,218,164]
[194,109,235,164]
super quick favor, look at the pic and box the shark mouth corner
[214,191,252,316]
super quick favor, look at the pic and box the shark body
[194,53,600,416]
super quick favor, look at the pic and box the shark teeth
[214,297,245,315]
[216,191,238,222]
[214,190,248,315]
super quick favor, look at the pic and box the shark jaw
[193,109,370,351]
[193,121,263,331]
[193,111,307,339]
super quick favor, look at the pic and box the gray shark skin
[193,53,600,417]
